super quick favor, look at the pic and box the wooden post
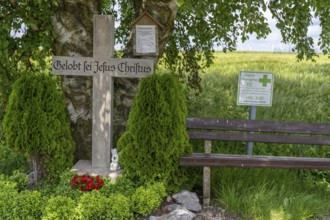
[203,140,212,206]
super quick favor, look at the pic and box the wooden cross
[52,15,154,170]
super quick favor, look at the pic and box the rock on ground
[146,190,228,220]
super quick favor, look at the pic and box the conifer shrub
[117,73,194,192]
[2,73,75,181]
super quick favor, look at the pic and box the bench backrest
[187,118,330,145]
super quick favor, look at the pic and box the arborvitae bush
[117,73,194,192]
[2,73,75,181]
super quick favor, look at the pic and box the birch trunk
[52,1,99,160]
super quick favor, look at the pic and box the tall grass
[186,52,330,219]
[214,168,330,219]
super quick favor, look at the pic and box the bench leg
[203,140,212,206]
[203,166,211,206]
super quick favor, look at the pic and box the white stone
[172,190,202,212]
[150,209,196,220]
[110,148,120,171]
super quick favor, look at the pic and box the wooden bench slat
[187,118,330,135]
[188,131,330,145]
[180,153,330,169]
[182,117,330,206]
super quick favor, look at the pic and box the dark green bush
[37,169,80,199]
[9,170,29,191]
[2,73,75,181]
[117,73,194,192]
[0,170,28,191]
[0,142,27,176]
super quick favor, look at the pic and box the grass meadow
[186,52,330,219]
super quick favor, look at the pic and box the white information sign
[136,25,156,53]
[237,71,274,106]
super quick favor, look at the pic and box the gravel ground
[194,205,239,220]
[144,196,330,220]
[142,195,241,220]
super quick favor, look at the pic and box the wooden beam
[180,153,330,169]
[186,118,330,135]
[188,131,330,145]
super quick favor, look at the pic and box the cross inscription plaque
[52,15,154,172]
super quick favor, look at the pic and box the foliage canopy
[1,0,329,97]
[109,0,330,90]
[0,0,53,118]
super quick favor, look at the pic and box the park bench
[180,117,330,205]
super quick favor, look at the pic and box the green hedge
[3,73,75,180]
[131,181,167,216]
[42,196,76,220]
[0,174,170,219]
[0,183,44,220]
[75,191,132,220]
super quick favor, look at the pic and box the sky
[234,10,322,52]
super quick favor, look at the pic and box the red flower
[70,175,105,192]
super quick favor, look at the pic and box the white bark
[52,1,99,160]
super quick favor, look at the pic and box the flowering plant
[70,174,104,192]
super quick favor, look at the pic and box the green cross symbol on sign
[259,75,271,87]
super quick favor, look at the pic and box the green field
[186,52,330,219]
[188,52,330,122]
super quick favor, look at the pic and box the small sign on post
[237,71,274,155]
[237,71,274,107]
[136,25,157,54]
[130,12,163,56]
